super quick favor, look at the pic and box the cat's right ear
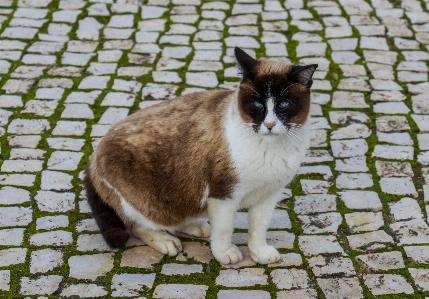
[235,47,257,80]
[289,64,318,88]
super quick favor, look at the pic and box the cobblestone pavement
[1,0,429,298]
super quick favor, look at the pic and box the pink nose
[265,122,276,130]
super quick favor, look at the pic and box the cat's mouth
[260,131,281,136]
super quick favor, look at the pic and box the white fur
[207,95,310,264]
[262,98,276,129]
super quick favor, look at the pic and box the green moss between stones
[2,0,429,297]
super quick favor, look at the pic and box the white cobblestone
[20,275,62,295]
[339,191,382,210]
[317,278,363,299]
[298,236,344,256]
[347,230,394,251]
[60,284,108,298]
[30,248,63,273]
[345,212,384,232]
[153,284,208,299]
[69,253,114,280]
[357,251,405,271]
[121,246,164,269]
[216,268,268,287]
[36,215,69,230]
[364,274,414,295]
[0,270,10,291]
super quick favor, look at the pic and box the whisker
[243,85,261,99]
[288,137,306,151]
[249,87,260,97]
[280,83,298,96]
[286,131,303,144]
[287,126,304,136]
[285,126,305,139]
[237,123,257,139]
[287,123,303,130]
[288,133,305,144]
[286,128,308,150]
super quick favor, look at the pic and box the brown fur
[286,84,311,126]
[87,90,238,229]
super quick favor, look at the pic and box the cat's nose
[265,122,276,130]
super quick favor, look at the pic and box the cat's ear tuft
[234,47,257,80]
[289,64,318,88]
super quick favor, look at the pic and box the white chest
[225,112,309,200]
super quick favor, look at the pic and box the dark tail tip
[84,168,130,248]
[103,228,130,248]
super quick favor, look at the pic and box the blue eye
[253,101,264,109]
[279,101,289,109]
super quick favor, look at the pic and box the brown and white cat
[84,47,317,264]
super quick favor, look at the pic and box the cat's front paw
[212,245,243,264]
[147,233,182,257]
[250,245,280,264]
[179,220,210,238]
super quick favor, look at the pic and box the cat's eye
[253,101,264,109]
[278,101,289,109]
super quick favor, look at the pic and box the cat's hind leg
[131,226,182,256]
[120,197,182,256]
[177,218,210,238]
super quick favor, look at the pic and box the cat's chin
[259,132,281,138]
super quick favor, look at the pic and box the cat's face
[235,47,317,137]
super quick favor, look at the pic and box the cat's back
[105,89,234,144]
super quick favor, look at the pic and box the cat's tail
[83,168,130,248]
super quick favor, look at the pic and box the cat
[84,47,317,264]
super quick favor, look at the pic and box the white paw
[212,245,243,264]
[146,233,182,257]
[180,220,211,238]
[250,245,280,264]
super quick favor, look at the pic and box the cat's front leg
[248,195,280,264]
[207,197,243,264]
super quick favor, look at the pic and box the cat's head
[234,47,317,137]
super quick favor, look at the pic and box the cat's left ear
[289,64,318,88]
[235,47,257,80]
